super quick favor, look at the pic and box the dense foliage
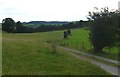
[2,18,16,32]
[87,7,119,52]
[16,21,34,33]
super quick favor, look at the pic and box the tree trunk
[93,47,103,52]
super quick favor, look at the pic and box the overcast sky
[0,0,119,22]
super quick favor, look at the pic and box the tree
[87,7,119,52]
[67,29,72,35]
[16,21,23,33]
[63,31,68,39]
[2,18,16,32]
[117,13,120,46]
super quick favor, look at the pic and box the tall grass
[2,31,109,75]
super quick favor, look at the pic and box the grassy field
[2,30,109,75]
[57,28,119,60]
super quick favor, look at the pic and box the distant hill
[23,21,69,25]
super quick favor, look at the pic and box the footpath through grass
[2,31,109,75]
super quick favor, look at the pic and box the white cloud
[0,0,119,22]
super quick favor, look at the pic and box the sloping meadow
[2,30,109,75]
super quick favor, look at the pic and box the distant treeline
[2,18,88,33]
[23,20,88,33]
[23,21,68,25]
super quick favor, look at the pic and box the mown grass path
[58,46,120,65]
[57,46,120,75]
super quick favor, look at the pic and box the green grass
[58,28,119,60]
[3,31,109,75]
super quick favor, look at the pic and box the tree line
[2,19,88,33]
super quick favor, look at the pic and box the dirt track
[58,46,119,75]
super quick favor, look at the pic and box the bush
[87,7,119,52]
